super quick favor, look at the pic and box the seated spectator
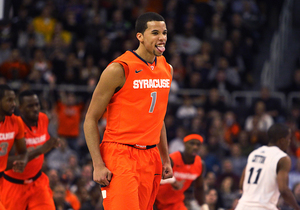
[204,88,228,114]
[219,177,240,209]
[189,116,206,136]
[47,137,77,171]
[223,111,241,144]
[185,71,206,89]
[0,49,30,80]
[189,53,211,88]
[204,14,227,55]
[164,114,177,142]
[33,6,56,43]
[245,100,274,132]
[237,130,255,157]
[228,143,247,176]
[221,40,245,73]
[205,188,225,210]
[250,86,285,122]
[28,48,53,84]
[174,21,202,56]
[0,40,12,65]
[206,134,228,161]
[169,126,187,154]
[281,69,300,106]
[216,159,240,191]
[208,57,241,89]
[55,91,84,152]
[53,183,74,210]
[176,96,197,127]
[204,172,217,191]
[208,69,240,93]
[106,10,132,41]
[50,22,73,48]
[47,168,60,190]
[79,55,100,85]
[200,144,221,175]
[168,126,187,154]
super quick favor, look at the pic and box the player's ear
[136,32,144,43]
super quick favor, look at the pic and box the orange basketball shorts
[1,172,55,210]
[0,175,6,210]
[100,142,162,210]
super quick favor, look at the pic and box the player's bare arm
[156,64,173,180]
[9,137,28,173]
[157,122,173,179]
[195,161,206,206]
[277,156,300,210]
[239,166,246,191]
[7,136,59,170]
[84,62,125,186]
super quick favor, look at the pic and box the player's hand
[93,164,112,187]
[171,180,185,190]
[40,137,60,154]
[12,159,26,173]
[162,162,173,179]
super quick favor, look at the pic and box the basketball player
[0,84,28,210]
[235,123,300,210]
[84,12,173,210]
[155,134,206,210]
[2,90,59,210]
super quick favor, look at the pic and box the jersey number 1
[248,167,262,184]
[149,92,157,113]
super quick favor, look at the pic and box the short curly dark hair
[135,12,165,34]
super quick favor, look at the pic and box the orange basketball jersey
[0,115,24,172]
[156,151,203,206]
[5,112,50,179]
[103,50,172,145]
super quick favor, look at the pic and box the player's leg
[27,173,55,210]
[136,148,162,210]
[1,179,28,210]
[100,142,140,210]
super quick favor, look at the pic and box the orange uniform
[56,102,83,138]
[155,151,203,210]
[101,50,172,210]
[2,113,55,210]
[0,114,24,210]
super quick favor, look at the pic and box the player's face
[140,21,167,56]
[20,95,40,122]
[184,139,201,157]
[0,90,16,116]
[283,129,292,151]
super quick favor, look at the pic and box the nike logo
[135,69,143,73]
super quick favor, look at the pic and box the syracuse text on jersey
[133,79,170,89]
[0,132,15,141]
[25,134,47,145]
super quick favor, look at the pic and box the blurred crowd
[1,0,300,209]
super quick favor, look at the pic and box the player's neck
[181,152,195,164]
[134,47,155,63]
[22,116,37,127]
[0,115,4,122]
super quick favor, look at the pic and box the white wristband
[160,176,176,184]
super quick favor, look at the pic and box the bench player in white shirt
[235,123,300,210]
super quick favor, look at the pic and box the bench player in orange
[2,90,59,210]
[0,84,28,210]
[84,12,173,210]
[155,134,206,210]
